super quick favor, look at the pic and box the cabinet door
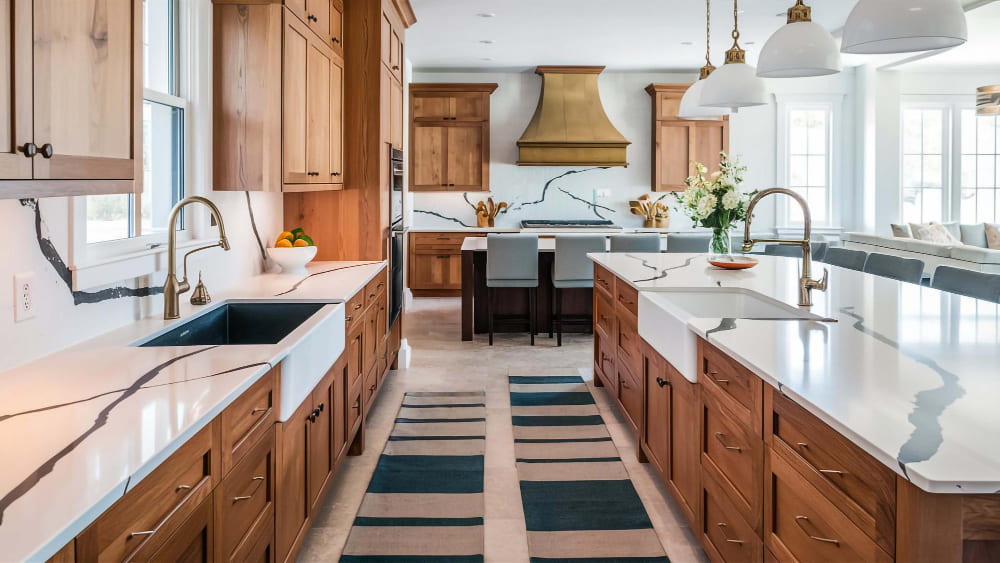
[329,60,343,183]
[364,305,378,375]
[32,0,136,180]
[148,495,214,563]
[643,349,670,476]
[282,15,311,184]
[390,78,403,150]
[668,362,700,527]
[329,0,343,54]
[412,253,462,290]
[389,29,402,79]
[380,13,391,66]
[308,379,333,514]
[410,124,446,190]
[332,355,348,463]
[654,122,692,192]
[692,120,728,178]
[446,123,485,191]
[453,93,487,121]
[412,95,454,121]
[285,0,307,22]
[347,319,365,388]
[305,0,330,42]
[275,399,311,561]
[305,39,333,183]
[0,0,31,180]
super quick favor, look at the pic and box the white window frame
[67,0,213,290]
[957,106,1000,224]
[775,93,845,231]
[898,95,975,225]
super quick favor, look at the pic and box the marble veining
[274,261,383,297]
[589,252,1000,493]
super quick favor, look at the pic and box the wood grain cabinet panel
[409,84,496,192]
[220,367,278,475]
[646,83,729,192]
[701,468,763,563]
[216,426,274,561]
[275,398,311,563]
[0,0,32,181]
[146,495,215,563]
[408,232,475,294]
[617,360,643,435]
[328,0,343,54]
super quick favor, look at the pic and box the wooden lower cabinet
[148,495,216,563]
[408,232,482,296]
[216,426,275,561]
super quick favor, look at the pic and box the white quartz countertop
[588,252,1000,494]
[0,261,385,561]
[460,236,667,252]
[408,226,673,234]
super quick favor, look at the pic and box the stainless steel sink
[138,302,325,347]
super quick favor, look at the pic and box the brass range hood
[517,66,631,167]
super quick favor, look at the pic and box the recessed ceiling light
[681,41,693,46]
[745,41,756,45]
[481,57,494,61]
[476,12,496,18]
[479,39,495,44]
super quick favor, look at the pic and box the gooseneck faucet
[741,188,828,307]
[163,196,231,320]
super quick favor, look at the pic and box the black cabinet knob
[308,14,317,22]
[22,142,37,158]
[40,143,53,158]
[331,171,341,176]
[332,37,340,44]
[656,377,670,388]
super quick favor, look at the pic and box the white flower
[722,190,740,210]
[696,194,717,217]
[711,171,722,179]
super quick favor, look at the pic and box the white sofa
[842,232,1000,275]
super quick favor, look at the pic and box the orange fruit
[275,239,293,248]
[293,238,309,247]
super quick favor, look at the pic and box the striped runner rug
[340,391,487,562]
[509,373,670,562]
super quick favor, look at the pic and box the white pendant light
[758,1,841,78]
[841,0,967,54]
[678,0,731,120]
[700,0,768,112]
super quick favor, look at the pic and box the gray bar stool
[666,232,713,253]
[820,247,868,271]
[486,234,540,345]
[609,234,661,253]
[764,242,829,262]
[551,235,605,346]
[862,253,925,284]
[932,266,1000,302]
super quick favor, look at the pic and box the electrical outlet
[594,189,611,199]
[14,272,35,322]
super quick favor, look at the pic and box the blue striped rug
[509,374,670,562]
[340,391,486,562]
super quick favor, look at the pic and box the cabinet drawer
[346,291,365,325]
[218,426,274,560]
[594,289,615,339]
[220,368,277,474]
[363,363,379,413]
[411,232,471,247]
[768,389,896,554]
[702,388,761,525]
[594,264,615,298]
[702,341,761,422]
[595,329,617,390]
[766,448,892,563]
[364,269,387,309]
[616,312,641,379]
[77,422,217,562]
[615,280,639,317]
[701,470,762,563]
[347,376,363,435]
[617,360,642,434]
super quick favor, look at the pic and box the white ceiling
[406,0,999,72]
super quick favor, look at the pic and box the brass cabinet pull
[656,377,670,388]
[345,315,353,322]
[713,432,742,452]
[715,522,744,544]
[252,476,264,481]
[233,495,253,502]
[354,303,363,310]
[251,406,267,414]
[621,379,632,390]
[129,530,156,539]
[708,371,729,384]
[175,484,192,492]
[796,442,809,449]
[819,469,845,476]
[794,515,840,545]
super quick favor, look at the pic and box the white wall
[408,69,858,233]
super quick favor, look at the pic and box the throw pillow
[960,223,988,248]
[910,222,955,245]
[936,221,962,241]
[890,223,912,238]
[987,223,1000,250]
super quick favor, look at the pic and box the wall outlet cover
[14,272,36,322]
[595,189,611,199]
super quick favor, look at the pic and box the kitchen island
[0,261,391,562]
[589,251,1000,562]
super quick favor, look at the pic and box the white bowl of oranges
[267,228,317,275]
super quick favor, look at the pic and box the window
[959,109,1000,223]
[84,0,186,245]
[786,107,831,224]
[901,108,947,224]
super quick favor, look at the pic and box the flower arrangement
[675,152,755,255]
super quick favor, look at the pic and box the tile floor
[299,297,706,562]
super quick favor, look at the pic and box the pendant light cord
[705,0,711,67]
[732,0,740,45]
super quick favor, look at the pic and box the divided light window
[901,108,946,224]
[787,108,831,225]
[960,110,1000,223]
[85,0,186,245]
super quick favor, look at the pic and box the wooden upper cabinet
[390,77,403,150]
[0,0,140,199]
[409,84,496,192]
[329,0,343,54]
[215,3,343,192]
[646,83,729,192]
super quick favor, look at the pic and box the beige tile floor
[299,297,707,562]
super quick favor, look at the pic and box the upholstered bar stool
[609,234,662,253]
[932,266,1000,303]
[551,235,606,346]
[764,242,829,261]
[821,247,868,271]
[665,232,713,253]
[486,234,540,345]
[863,253,925,285]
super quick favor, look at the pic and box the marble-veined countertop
[588,252,1000,494]
[0,261,385,561]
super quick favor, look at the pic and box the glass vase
[709,228,731,256]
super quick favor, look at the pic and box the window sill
[70,238,218,291]
[776,226,845,242]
